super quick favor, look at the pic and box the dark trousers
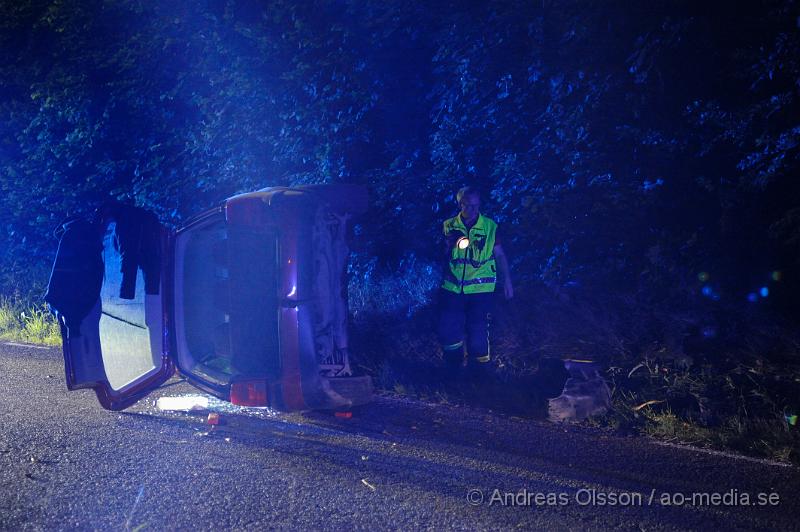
[437,289,494,368]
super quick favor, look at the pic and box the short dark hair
[456,186,480,203]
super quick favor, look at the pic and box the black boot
[465,360,493,384]
[442,350,464,381]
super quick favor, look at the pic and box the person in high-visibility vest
[438,186,514,376]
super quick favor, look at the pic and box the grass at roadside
[370,355,800,465]
[352,305,800,465]
[0,297,61,346]
[348,255,793,464]
[595,395,800,464]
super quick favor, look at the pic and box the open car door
[46,205,174,411]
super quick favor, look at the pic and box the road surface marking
[654,441,793,468]
[1,342,51,350]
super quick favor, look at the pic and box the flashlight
[456,236,470,250]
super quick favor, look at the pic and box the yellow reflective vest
[441,214,497,294]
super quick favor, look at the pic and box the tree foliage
[1,0,798,326]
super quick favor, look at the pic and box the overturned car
[45,185,372,412]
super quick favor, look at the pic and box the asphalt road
[1,342,797,531]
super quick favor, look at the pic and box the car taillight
[230,380,269,407]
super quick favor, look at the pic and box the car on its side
[45,185,372,411]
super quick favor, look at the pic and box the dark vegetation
[1,0,799,460]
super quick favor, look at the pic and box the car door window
[99,222,163,391]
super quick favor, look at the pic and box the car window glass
[99,223,162,391]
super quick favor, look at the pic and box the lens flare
[698,272,710,282]
[157,395,209,411]
[747,292,758,303]
[771,271,782,282]
[759,286,769,298]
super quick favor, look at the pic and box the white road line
[1,341,52,350]
[653,440,794,468]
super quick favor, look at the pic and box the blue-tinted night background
[1,0,799,461]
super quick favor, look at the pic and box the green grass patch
[600,398,800,464]
[0,297,61,346]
